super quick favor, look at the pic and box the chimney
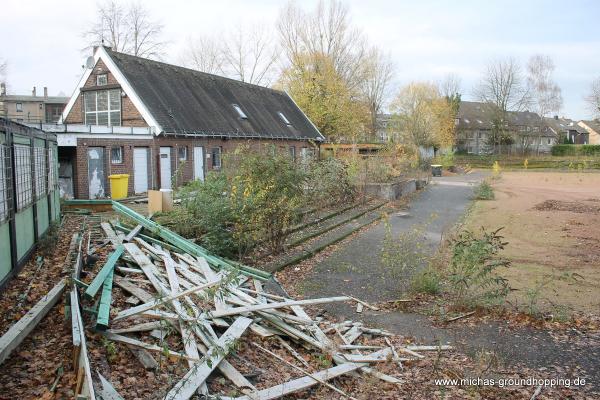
[0,82,5,96]
[44,87,48,98]
[32,86,36,96]
[554,115,558,120]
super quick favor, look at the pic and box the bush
[177,147,306,259]
[552,144,600,156]
[447,228,510,308]
[410,267,441,294]
[474,181,494,200]
[305,158,355,208]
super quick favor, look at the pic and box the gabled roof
[457,101,559,136]
[578,119,600,134]
[106,49,323,140]
[545,117,588,135]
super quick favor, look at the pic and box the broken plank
[101,222,122,246]
[113,277,153,303]
[96,268,115,330]
[163,255,200,368]
[233,348,393,400]
[103,332,194,361]
[107,321,164,334]
[128,346,158,370]
[113,279,220,321]
[0,278,66,364]
[84,245,124,300]
[164,317,253,400]
[343,325,362,344]
[97,372,125,400]
[212,296,350,319]
[123,224,143,242]
[405,345,453,351]
[74,286,96,400]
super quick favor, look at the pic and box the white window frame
[178,146,188,161]
[84,89,121,126]
[232,104,248,119]
[16,103,23,112]
[211,147,222,169]
[96,74,108,86]
[278,112,292,126]
[111,146,123,164]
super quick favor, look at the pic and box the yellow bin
[108,174,129,200]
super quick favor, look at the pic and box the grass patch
[410,267,442,294]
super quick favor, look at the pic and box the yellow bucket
[108,174,129,200]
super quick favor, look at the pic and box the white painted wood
[234,348,392,400]
[159,147,172,189]
[133,148,149,194]
[0,278,66,364]
[104,332,192,361]
[98,372,124,400]
[212,296,350,318]
[164,317,253,400]
[193,146,205,181]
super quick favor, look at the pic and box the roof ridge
[106,48,286,96]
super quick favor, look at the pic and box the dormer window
[232,104,248,119]
[278,112,291,126]
[96,74,108,86]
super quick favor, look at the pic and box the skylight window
[232,104,248,119]
[278,112,292,126]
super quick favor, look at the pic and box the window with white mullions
[0,145,12,223]
[111,146,123,164]
[84,89,121,126]
[14,144,33,211]
[33,147,47,200]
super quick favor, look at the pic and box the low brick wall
[364,178,418,201]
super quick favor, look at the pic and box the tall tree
[390,82,453,149]
[180,35,224,75]
[278,53,369,142]
[438,73,462,99]
[277,0,367,90]
[527,54,562,154]
[361,46,395,137]
[585,76,600,118]
[84,1,165,58]
[474,58,530,153]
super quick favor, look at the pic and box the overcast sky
[1,0,599,119]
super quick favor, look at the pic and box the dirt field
[465,171,600,315]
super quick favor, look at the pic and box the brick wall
[64,59,147,126]
[74,136,316,199]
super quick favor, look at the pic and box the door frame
[159,146,172,190]
[133,147,149,194]
[193,146,205,181]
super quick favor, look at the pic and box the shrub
[305,158,355,208]
[447,228,510,308]
[177,146,306,259]
[552,144,600,156]
[474,181,494,200]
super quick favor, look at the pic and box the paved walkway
[292,171,599,393]
[298,171,488,303]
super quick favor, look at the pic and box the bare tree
[180,35,224,75]
[221,24,279,85]
[585,76,600,118]
[527,54,562,154]
[0,58,6,81]
[438,73,462,99]
[361,46,395,137]
[84,1,165,58]
[277,0,367,89]
[474,58,530,153]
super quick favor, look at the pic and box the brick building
[58,46,324,199]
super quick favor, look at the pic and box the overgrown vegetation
[474,181,495,200]
[446,228,510,308]
[160,145,356,260]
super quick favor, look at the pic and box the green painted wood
[0,224,11,282]
[36,198,49,236]
[112,201,271,280]
[95,268,114,331]
[84,245,124,300]
[15,208,35,261]
[12,135,31,145]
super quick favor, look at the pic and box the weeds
[447,228,510,309]
[410,267,442,294]
[474,181,495,200]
